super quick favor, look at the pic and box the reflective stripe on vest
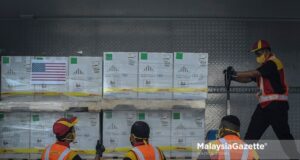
[43,144,71,160]
[153,147,160,160]
[132,147,146,160]
[44,144,52,160]
[58,148,71,160]
[132,145,161,160]
[219,138,231,160]
[259,94,288,103]
[241,147,249,160]
[259,77,288,103]
[258,56,288,104]
[219,138,249,160]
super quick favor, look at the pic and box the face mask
[130,135,134,146]
[217,126,224,139]
[64,130,76,142]
[256,54,266,64]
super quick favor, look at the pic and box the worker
[197,115,259,160]
[225,39,300,159]
[97,121,166,160]
[125,121,166,160]
[41,117,105,160]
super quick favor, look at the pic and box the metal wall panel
[0,19,300,139]
[1,0,300,19]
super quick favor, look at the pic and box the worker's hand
[224,66,237,90]
[228,66,237,77]
[96,140,105,157]
[224,66,237,79]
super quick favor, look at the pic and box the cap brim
[249,48,261,53]
[57,117,78,127]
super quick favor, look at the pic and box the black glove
[223,66,237,80]
[223,66,237,90]
[96,140,105,157]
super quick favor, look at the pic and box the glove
[96,140,105,157]
[223,66,237,79]
[223,66,237,90]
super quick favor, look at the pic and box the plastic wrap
[0,112,31,159]
[1,56,103,102]
[0,112,100,159]
[1,56,33,101]
[138,52,173,99]
[103,52,138,99]
[173,52,208,100]
[68,56,103,101]
[102,109,205,159]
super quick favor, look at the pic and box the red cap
[53,117,78,136]
[250,40,271,52]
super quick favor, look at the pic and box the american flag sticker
[31,60,67,84]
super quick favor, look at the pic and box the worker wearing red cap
[124,121,166,160]
[224,40,299,159]
[41,117,105,160]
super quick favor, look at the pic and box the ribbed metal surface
[1,20,300,86]
[0,19,300,140]
[1,0,300,19]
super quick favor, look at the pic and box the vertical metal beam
[0,56,2,101]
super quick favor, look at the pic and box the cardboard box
[1,56,33,100]
[32,57,68,101]
[30,112,64,159]
[103,52,138,99]
[68,56,102,100]
[138,52,173,99]
[67,112,100,159]
[171,109,205,158]
[103,110,136,157]
[173,52,208,100]
[103,110,172,158]
[0,112,31,159]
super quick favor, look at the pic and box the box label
[106,111,112,119]
[176,52,183,59]
[71,57,78,64]
[138,112,145,120]
[106,54,113,60]
[32,115,40,121]
[0,113,4,121]
[3,56,9,64]
[141,52,148,60]
[173,112,181,120]
[66,114,74,119]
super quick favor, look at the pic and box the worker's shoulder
[124,150,137,160]
[250,147,260,160]
[262,59,278,69]
[68,150,81,160]
[208,139,220,145]
[204,140,220,155]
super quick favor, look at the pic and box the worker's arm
[67,150,82,160]
[159,148,167,160]
[232,77,253,83]
[123,150,136,160]
[232,70,260,83]
[252,149,260,160]
[236,70,261,79]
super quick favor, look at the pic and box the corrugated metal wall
[0,19,299,139]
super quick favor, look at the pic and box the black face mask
[218,121,240,138]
